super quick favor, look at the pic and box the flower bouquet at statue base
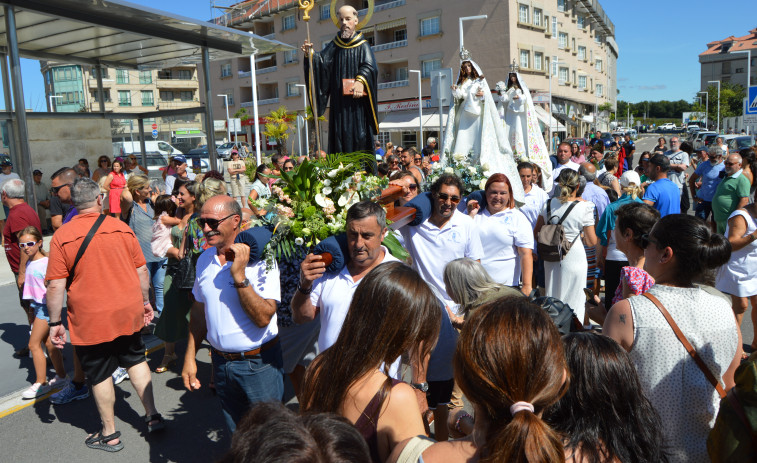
[428,150,493,195]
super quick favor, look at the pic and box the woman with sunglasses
[282,158,296,173]
[386,154,401,174]
[604,214,741,462]
[19,226,68,399]
[102,157,126,216]
[388,171,419,207]
[154,180,208,374]
[92,156,111,182]
[467,173,533,294]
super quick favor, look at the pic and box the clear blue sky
[4,0,756,110]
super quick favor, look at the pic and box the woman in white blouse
[467,173,534,295]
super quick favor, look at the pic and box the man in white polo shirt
[181,195,281,432]
[292,201,398,353]
[400,174,484,308]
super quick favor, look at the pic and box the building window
[597,84,604,96]
[572,70,576,85]
[552,55,558,75]
[595,59,603,72]
[226,93,234,105]
[559,32,567,49]
[420,16,440,37]
[595,34,602,43]
[320,4,330,20]
[282,14,295,31]
[141,90,154,106]
[160,91,174,101]
[286,82,300,97]
[396,67,408,81]
[579,75,587,89]
[91,68,109,80]
[139,71,152,84]
[577,15,584,29]
[118,90,131,106]
[577,46,586,61]
[558,67,568,83]
[284,49,298,64]
[221,64,232,78]
[518,4,529,24]
[534,52,543,71]
[177,69,192,80]
[533,8,542,27]
[180,91,193,101]
[92,89,111,102]
[116,69,129,84]
[519,50,529,69]
[394,29,407,42]
[422,58,441,78]
[552,17,557,38]
[557,0,566,12]
[736,67,745,74]
[571,37,576,51]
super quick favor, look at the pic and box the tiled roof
[700,28,757,56]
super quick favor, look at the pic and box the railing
[257,66,277,75]
[378,80,409,90]
[358,0,405,16]
[372,40,407,52]
[238,70,252,78]
[241,97,280,107]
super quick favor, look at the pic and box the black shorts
[426,379,454,409]
[75,331,146,386]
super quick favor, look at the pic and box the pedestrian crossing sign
[748,86,757,115]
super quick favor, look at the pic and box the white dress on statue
[501,88,526,157]
[449,78,486,157]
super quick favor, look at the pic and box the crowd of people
[2,131,757,462]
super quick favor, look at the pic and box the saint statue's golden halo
[330,0,374,31]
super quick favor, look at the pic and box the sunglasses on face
[390,161,399,165]
[283,166,294,172]
[197,214,237,230]
[436,193,461,203]
[19,241,40,248]
[51,183,72,195]
[408,184,418,191]
[414,157,422,162]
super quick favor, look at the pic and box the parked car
[217,141,251,160]
[185,148,224,174]
[659,123,676,131]
[564,137,590,155]
[697,133,720,150]
[113,140,182,157]
[141,153,169,180]
[692,131,716,149]
[726,135,755,153]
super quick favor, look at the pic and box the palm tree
[262,106,296,155]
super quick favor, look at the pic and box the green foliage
[233,107,249,120]
[262,106,297,155]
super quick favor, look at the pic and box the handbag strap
[67,214,106,289]
[642,292,726,399]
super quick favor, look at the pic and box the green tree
[262,106,296,156]
[701,82,746,128]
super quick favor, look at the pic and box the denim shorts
[31,302,49,322]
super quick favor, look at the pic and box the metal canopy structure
[0,0,293,202]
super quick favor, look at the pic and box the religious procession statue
[442,49,524,204]
[302,3,378,155]
[496,62,553,186]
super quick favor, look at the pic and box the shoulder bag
[67,214,106,289]
[166,223,196,291]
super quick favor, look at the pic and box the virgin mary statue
[442,49,524,204]
[496,62,552,185]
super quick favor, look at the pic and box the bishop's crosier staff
[298,0,322,157]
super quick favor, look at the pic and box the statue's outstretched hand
[301,41,313,54]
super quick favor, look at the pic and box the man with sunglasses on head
[2,178,42,358]
[183,195,282,432]
[49,167,78,231]
[399,173,483,309]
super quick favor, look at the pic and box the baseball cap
[33,169,43,175]
[619,170,641,188]
[172,155,187,164]
[0,159,11,167]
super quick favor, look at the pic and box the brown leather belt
[212,337,279,361]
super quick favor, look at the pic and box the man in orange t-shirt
[47,178,163,451]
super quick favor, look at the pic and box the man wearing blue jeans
[182,195,282,432]
[689,146,725,224]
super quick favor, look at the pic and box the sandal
[155,353,177,374]
[85,431,124,452]
[145,413,166,433]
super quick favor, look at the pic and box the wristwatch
[233,278,250,288]
[410,381,429,392]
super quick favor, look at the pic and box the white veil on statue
[497,62,553,186]
[442,49,524,205]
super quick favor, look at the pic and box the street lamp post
[458,15,488,52]
[48,94,62,112]
[218,94,230,143]
[409,70,423,147]
[295,84,309,156]
[698,91,708,129]
[708,80,721,133]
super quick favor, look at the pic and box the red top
[3,202,41,273]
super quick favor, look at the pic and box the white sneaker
[22,382,51,399]
[112,367,129,385]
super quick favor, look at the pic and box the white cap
[620,170,641,188]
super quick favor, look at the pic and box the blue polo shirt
[643,178,681,217]
[693,161,725,202]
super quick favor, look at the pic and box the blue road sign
[747,86,757,115]
[151,129,159,138]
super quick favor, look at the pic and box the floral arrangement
[258,153,389,266]
[430,151,492,194]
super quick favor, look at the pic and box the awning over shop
[534,106,566,132]
[374,18,406,31]
[379,109,448,133]
[174,130,206,138]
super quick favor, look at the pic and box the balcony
[574,0,615,37]
[238,70,252,78]
[241,97,280,107]
[156,78,198,89]
[378,80,409,90]
[87,78,114,88]
[359,0,405,15]
[257,66,277,75]
[372,40,407,52]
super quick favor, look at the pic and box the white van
[112,140,183,157]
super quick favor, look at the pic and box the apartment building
[207,0,618,152]
[41,62,204,151]
[699,27,757,90]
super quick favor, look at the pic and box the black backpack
[529,293,584,335]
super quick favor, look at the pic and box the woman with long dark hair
[301,262,441,463]
[547,332,669,463]
[420,296,568,462]
[604,214,741,461]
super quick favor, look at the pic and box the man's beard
[340,28,354,39]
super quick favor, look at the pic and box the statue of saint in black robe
[305,31,378,155]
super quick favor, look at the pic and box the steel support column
[202,46,218,171]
